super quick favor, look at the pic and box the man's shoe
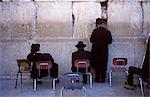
[37,80,42,84]
[100,79,105,83]
[94,80,101,83]
[83,80,87,84]
[55,79,59,83]
[124,83,134,90]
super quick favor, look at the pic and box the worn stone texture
[35,0,107,1]
[143,2,150,36]
[108,2,143,38]
[0,42,30,76]
[0,1,149,77]
[73,2,101,39]
[0,2,34,40]
[2,0,32,2]
[107,1,149,67]
[36,2,72,38]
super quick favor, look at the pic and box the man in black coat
[90,18,112,83]
[27,44,58,81]
[72,41,91,84]
[124,36,149,90]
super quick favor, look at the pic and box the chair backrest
[140,55,145,68]
[113,58,127,66]
[74,59,90,68]
[36,61,52,70]
[63,72,83,89]
[17,59,31,72]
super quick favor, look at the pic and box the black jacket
[90,27,112,69]
[72,49,91,72]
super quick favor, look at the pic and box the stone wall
[0,0,149,78]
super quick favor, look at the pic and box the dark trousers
[31,63,58,79]
[95,66,107,81]
[71,67,91,82]
[127,66,142,85]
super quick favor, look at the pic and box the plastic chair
[108,58,128,86]
[33,61,57,91]
[135,56,146,97]
[60,72,86,97]
[74,59,93,88]
[15,59,31,88]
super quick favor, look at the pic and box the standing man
[90,18,112,83]
[72,41,91,84]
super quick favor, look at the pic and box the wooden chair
[15,59,31,88]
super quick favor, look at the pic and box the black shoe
[37,80,42,84]
[94,80,101,83]
[100,79,105,83]
[55,79,59,83]
[83,81,87,84]
[124,81,134,90]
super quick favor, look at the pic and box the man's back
[90,27,112,47]
[72,49,91,69]
[72,49,91,60]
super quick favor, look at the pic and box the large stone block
[0,2,34,40]
[73,2,101,39]
[143,2,150,35]
[36,2,72,39]
[108,1,143,38]
[35,0,107,2]
[2,0,32,2]
[0,42,30,76]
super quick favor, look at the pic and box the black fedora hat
[75,41,86,48]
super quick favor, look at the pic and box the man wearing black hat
[90,18,112,83]
[71,41,91,84]
[27,44,59,83]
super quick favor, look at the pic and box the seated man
[27,44,58,83]
[71,41,91,84]
[124,36,149,90]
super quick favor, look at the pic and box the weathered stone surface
[0,42,30,76]
[108,2,143,38]
[36,2,72,38]
[35,0,107,1]
[2,0,32,2]
[73,2,101,39]
[0,1,149,77]
[0,2,34,40]
[143,2,150,36]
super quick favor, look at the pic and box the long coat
[90,27,112,70]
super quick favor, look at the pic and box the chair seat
[111,67,127,72]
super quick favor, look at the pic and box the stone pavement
[0,76,149,97]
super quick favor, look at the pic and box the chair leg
[109,71,112,86]
[15,72,19,88]
[21,72,22,83]
[33,79,37,91]
[52,78,57,90]
[88,73,93,88]
[82,86,86,97]
[60,87,64,97]
[139,78,144,97]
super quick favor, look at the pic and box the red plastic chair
[74,59,92,88]
[108,58,128,86]
[33,61,57,91]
